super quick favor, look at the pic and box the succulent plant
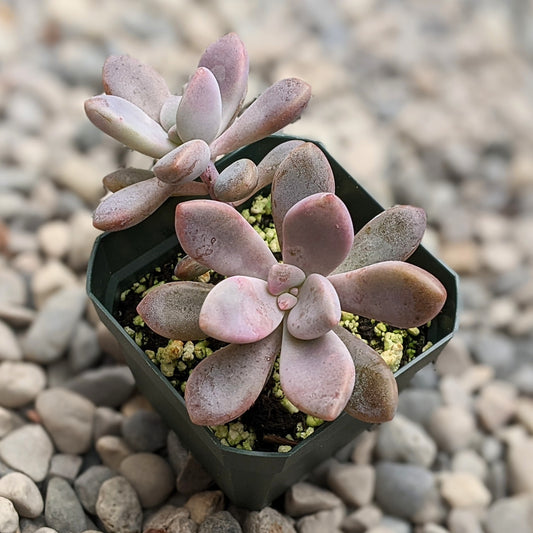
[137,142,447,427]
[84,33,311,231]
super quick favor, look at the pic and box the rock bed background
[1,0,533,531]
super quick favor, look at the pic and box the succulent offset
[137,143,447,427]
[85,33,311,231]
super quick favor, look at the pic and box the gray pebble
[0,406,24,439]
[48,453,83,482]
[435,337,473,377]
[451,449,487,481]
[0,361,47,408]
[93,406,123,441]
[0,268,27,306]
[0,472,44,518]
[509,364,533,395]
[447,508,484,533]
[68,320,101,373]
[45,477,87,533]
[379,515,411,533]
[74,465,115,515]
[486,461,508,501]
[398,388,442,427]
[284,482,342,518]
[121,410,168,452]
[0,319,23,361]
[243,507,296,533]
[326,463,375,508]
[0,424,53,482]
[95,435,133,471]
[341,505,382,533]
[0,496,19,533]
[296,507,345,533]
[428,406,477,453]
[36,387,95,454]
[469,332,516,379]
[507,439,533,493]
[198,511,242,533]
[96,476,142,533]
[484,494,533,533]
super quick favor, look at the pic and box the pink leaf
[334,206,427,274]
[159,95,182,131]
[84,95,176,158]
[280,328,355,421]
[169,181,209,197]
[137,281,212,340]
[335,327,398,423]
[210,78,311,158]
[213,159,258,203]
[282,193,354,276]
[199,276,284,344]
[92,177,173,231]
[152,139,211,184]
[103,168,154,192]
[185,327,281,426]
[286,274,341,340]
[103,55,171,122]
[174,255,210,281]
[175,200,277,279]
[329,261,447,328]
[176,67,222,144]
[272,142,335,243]
[267,263,305,296]
[198,32,249,133]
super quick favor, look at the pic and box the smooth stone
[435,337,473,377]
[142,505,191,532]
[166,430,189,474]
[439,472,491,508]
[243,507,296,533]
[439,376,472,411]
[95,435,134,471]
[285,481,343,518]
[177,453,214,495]
[0,424,53,482]
[516,397,533,433]
[34,529,60,533]
[326,463,375,508]
[74,465,115,515]
[30,260,79,310]
[93,407,123,441]
[379,515,411,533]
[475,381,517,432]
[447,508,484,533]
[0,304,35,328]
[0,361,47,407]
[121,410,168,452]
[296,507,346,533]
[469,332,516,379]
[0,319,23,361]
[68,320,101,373]
[428,406,477,453]
[0,268,27,306]
[350,431,378,465]
[0,406,24,438]
[341,505,382,533]
[451,449,488,481]
[35,388,96,454]
[64,365,135,407]
[374,462,436,521]
[198,510,242,532]
[67,210,102,271]
[507,439,533,493]
[484,494,533,533]
[37,220,70,259]
[458,366,495,394]
[119,453,174,508]
[480,436,503,464]
[48,453,83,482]
[184,491,225,524]
[509,364,533,395]
[0,472,43,518]
[398,389,442,427]
[0,496,19,533]
[22,286,86,364]
[96,476,142,533]
[376,413,437,467]
[45,477,87,533]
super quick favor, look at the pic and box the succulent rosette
[137,143,447,427]
[84,33,311,231]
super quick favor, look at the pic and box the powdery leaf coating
[93,177,173,231]
[137,281,212,340]
[103,55,171,122]
[329,261,447,328]
[152,139,211,185]
[286,274,341,340]
[176,67,222,144]
[84,95,176,158]
[103,168,154,192]
[280,328,355,421]
[174,255,210,281]
[209,78,311,158]
[282,193,354,276]
[169,181,210,197]
[160,95,182,131]
[199,276,284,344]
[198,32,249,133]
[185,328,281,426]
[334,206,427,273]
[267,263,306,296]
[213,158,258,203]
[272,143,335,243]
[175,200,277,279]
[335,326,398,423]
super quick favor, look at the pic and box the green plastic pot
[87,135,459,510]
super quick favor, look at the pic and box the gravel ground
[1,1,533,532]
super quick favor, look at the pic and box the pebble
[0,496,19,533]
[121,410,168,452]
[96,476,143,533]
[198,510,242,532]
[451,449,487,481]
[37,220,71,259]
[0,424,53,482]
[475,381,517,432]
[397,389,442,428]
[142,505,192,532]
[326,462,375,508]
[439,376,472,410]
[93,406,123,441]
[507,438,533,493]
[0,472,44,518]
[0,268,27,306]
[35,387,96,454]
[0,407,23,439]
[435,337,473,377]
[439,472,491,509]
[0,361,47,408]
[243,507,296,533]
[95,435,134,471]
[284,482,343,518]
[119,452,175,508]
[67,320,101,373]
[468,333,516,379]
[428,406,477,453]
[74,465,115,515]
[515,397,533,433]
[341,505,382,533]
[296,507,345,533]
[48,453,83,482]
[176,453,214,495]
[30,260,79,310]
[184,490,225,524]
[447,508,484,533]
[66,210,102,271]
[0,319,23,361]
[45,477,87,533]
[484,494,533,533]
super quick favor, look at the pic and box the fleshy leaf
[199,276,284,344]
[103,55,171,122]
[209,78,311,158]
[282,193,354,276]
[335,327,398,423]
[272,143,335,243]
[287,274,341,340]
[176,67,222,144]
[137,281,212,340]
[174,255,210,281]
[213,159,258,203]
[198,32,249,133]
[175,200,277,279]
[267,263,305,296]
[84,95,177,158]
[170,181,209,197]
[92,177,173,231]
[103,168,154,192]
[185,328,281,426]
[329,261,447,328]
[280,328,355,421]
[160,95,182,131]
[334,206,427,274]
[152,139,211,184]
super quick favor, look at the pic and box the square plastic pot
[87,135,459,510]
